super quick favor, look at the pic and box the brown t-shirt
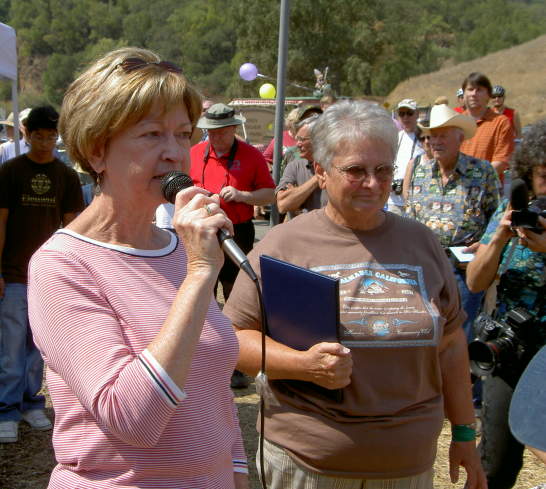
[224,209,465,479]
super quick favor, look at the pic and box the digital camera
[391,179,403,195]
[511,196,546,234]
[468,308,538,388]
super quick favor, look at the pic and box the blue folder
[259,254,343,402]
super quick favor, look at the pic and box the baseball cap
[396,99,417,111]
[295,105,323,123]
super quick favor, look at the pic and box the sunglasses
[398,110,415,117]
[419,135,431,142]
[116,57,182,74]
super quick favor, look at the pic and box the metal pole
[270,0,290,226]
[12,77,20,156]
[11,27,20,156]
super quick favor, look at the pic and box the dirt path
[1,382,545,489]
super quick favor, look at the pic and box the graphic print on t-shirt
[311,262,439,348]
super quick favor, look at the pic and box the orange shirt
[460,108,514,165]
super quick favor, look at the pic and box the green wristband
[452,424,476,442]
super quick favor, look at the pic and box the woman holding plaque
[224,100,486,489]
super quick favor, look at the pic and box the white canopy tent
[0,22,21,155]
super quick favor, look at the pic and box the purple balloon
[239,63,258,81]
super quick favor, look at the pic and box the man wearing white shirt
[388,99,424,215]
[0,108,32,165]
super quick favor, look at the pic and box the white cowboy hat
[418,104,476,140]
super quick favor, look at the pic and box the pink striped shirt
[28,229,247,489]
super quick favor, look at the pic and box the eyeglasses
[116,57,182,74]
[30,133,58,143]
[398,110,415,117]
[419,135,431,142]
[296,136,312,143]
[332,164,395,183]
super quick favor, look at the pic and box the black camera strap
[497,237,518,277]
[201,139,239,186]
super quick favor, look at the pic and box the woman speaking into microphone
[27,47,249,489]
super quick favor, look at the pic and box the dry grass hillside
[386,34,546,126]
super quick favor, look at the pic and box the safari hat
[396,99,417,111]
[197,103,244,130]
[509,345,546,451]
[418,104,476,140]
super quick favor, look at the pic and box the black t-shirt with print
[0,154,84,283]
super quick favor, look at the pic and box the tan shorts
[258,438,434,489]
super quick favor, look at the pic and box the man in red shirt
[491,85,522,139]
[459,73,514,179]
[454,88,465,113]
[190,103,275,300]
[191,103,275,389]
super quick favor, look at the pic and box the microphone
[509,178,529,211]
[161,171,258,281]
[509,178,545,233]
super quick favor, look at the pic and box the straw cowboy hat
[0,108,32,127]
[418,104,476,140]
[196,103,245,130]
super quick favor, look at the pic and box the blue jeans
[479,375,524,489]
[0,283,45,421]
[453,267,484,342]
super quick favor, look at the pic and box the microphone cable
[161,172,269,488]
[254,277,269,489]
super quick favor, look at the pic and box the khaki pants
[258,438,434,489]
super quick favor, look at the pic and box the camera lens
[469,340,497,374]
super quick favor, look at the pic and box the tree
[2,0,545,105]
[42,53,78,105]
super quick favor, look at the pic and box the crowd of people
[0,46,544,489]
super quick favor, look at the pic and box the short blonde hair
[60,47,202,181]
[285,108,300,134]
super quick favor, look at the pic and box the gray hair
[310,100,398,170]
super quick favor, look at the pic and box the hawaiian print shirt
[481,199,546,331]
[406,152,501,248]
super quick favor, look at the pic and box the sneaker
[0,420,19,443]
[230,370,250,389]
[21,409,52,431]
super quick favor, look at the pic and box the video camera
[510,178,546,234]
[468,308,539,388]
